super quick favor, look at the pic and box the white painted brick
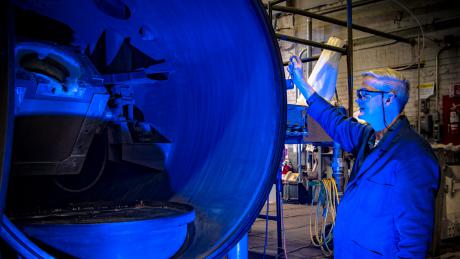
[279,0,460,129]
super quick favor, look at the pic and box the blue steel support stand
[227,233,248,259]
[275,168,284,257]
[257,167,285,257]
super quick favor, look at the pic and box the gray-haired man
[288,56,439,258]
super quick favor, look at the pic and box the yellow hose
[308,178,340,256]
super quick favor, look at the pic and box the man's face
[355,76,387,126]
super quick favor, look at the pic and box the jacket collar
[347,116,408,188]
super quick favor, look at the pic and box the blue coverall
[307,93,439,258]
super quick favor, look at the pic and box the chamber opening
[7,1,285,257]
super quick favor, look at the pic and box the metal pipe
[282,56,319,66]
[276,33,347,53]
[297,144,302,179]
[270,0,289,5]
[306,149,310,171]
[257,214,278,221]
[332,142,344,195]
[270,5,414,45]
[296,18,313,103]
[346,0,354,116]
[434,43,455,142]
[304,17,313,79]
[268,0,288,26]
[315,0,384,15]
[317,147,322,180]
[275,169,284,256]
[436,44,455,112]
[268,2,273,27]
[416,35,421,133]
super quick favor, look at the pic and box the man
[288,56,439,258]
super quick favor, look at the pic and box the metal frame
[282,55,318,66]
[270,5,414,44]
[257,168,285,257]
[276,33,347,53]
[266,0,414,115]
[346,0,354,116]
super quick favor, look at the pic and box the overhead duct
[2,0,286,258]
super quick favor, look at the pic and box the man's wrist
[297,81,315,100]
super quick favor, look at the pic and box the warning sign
[419,82,435,99]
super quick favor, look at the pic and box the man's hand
[287,55,315,101]
[287,56,304,86]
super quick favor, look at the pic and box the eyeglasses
[356,89,391,101]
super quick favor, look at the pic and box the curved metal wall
[6,0,286,257]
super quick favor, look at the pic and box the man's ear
[385,93,395,104]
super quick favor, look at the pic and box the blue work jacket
[307,93,439,258]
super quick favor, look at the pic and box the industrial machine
[433,145,460,252]
[0,0,286,257]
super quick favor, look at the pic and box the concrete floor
[248,202,460,259]
[249,202,328,259]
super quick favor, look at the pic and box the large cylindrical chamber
[4,0,286,258]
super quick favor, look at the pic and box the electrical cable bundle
[308,178,340,257]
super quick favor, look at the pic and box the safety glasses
[356,89,390,101]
